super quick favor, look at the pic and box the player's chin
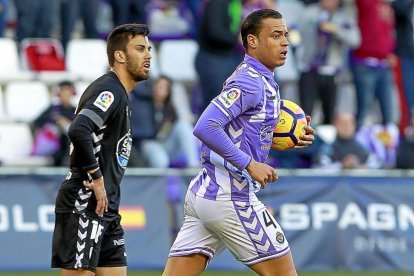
[275,60,286,67]
[134,72,150,82]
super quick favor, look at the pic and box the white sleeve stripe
[212,101,230,117]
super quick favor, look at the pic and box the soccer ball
[272,99,307,151]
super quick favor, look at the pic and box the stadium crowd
[0,0,413,170]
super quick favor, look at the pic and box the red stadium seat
[21,38,66,72]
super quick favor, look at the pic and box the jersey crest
[94,91,114,112]
[116,131,132,169]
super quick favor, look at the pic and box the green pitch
[1,272,414,276]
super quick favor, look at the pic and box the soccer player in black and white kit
[51,24,151,276]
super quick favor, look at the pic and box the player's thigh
[197,198,291,266]
[165,192,224,275]
[60,268,94,276]
[96,266,126,276]
[163,254,208,276]
[248,251,297,276]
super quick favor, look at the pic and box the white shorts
[169,190,290,266]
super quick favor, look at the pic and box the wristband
[89,168,103,180]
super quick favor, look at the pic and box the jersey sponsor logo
[113,238,125,246]
[261,145,271,150]
[259,125,273,142]
[218,88,241,108]
[116,131,132,169]
[94,91,114,112]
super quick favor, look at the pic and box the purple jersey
[190,55,280,202]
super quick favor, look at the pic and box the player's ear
[114,50,126,64]
[247,34,258,49]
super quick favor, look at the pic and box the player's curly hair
[107,23,150,66]
[241,9,283,50]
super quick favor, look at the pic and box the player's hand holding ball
[295,115,315,149]
[272,99,315,150]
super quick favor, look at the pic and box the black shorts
[51,212,127,272]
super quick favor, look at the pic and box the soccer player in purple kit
[163,9,316,276]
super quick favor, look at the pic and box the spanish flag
[119,206,146,230]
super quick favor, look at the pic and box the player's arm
[193,104,251,171]
[294,115,316,149]
[69,90,119,217]
[68,114,108,217]
[194,99,277,187]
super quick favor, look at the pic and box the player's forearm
[68,115,99,171]
[193,105,251,171]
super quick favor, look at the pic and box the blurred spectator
[391,0,414,133]
[14,0,57,42]
[396,115,414,169]
[59,0,99,50]
[184,0,203,38]
[130,75,200,168]
[297,0,360,124]
[351,0,396,128]
[31,81,76,166]
[356,123,400,169]
[196,0,243,112]
[108,0,148,26]
[316,112,378,169]
[243,0,275,18]
[146,0,193,40]
[236,0,275,53]
[0,0,9,37]
[299,0,319,5]
[269,134,325,168]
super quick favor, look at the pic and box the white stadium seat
[149,42,160,78]
[171,81,194,123]
[4,81,51,123]
[66,39,108,81]
[0,122,49,166]
[158,39,198,82]
[71,81,92,107]
[0,38,34,83]
[315,124,337,144]
[0,86,5,121]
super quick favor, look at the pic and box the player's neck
[246,52,275,72]
[110,68,136,93]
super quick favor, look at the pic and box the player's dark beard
[126,57,149,82]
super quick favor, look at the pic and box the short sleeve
[211,76,262,119]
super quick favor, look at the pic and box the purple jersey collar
[244,54,275,80]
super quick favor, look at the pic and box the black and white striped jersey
[55,72,132,220]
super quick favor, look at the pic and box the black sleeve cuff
[89,168,103,180]
[83,163,99,171]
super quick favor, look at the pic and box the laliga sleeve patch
[218,88,241,108]
[94,91,114,112]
